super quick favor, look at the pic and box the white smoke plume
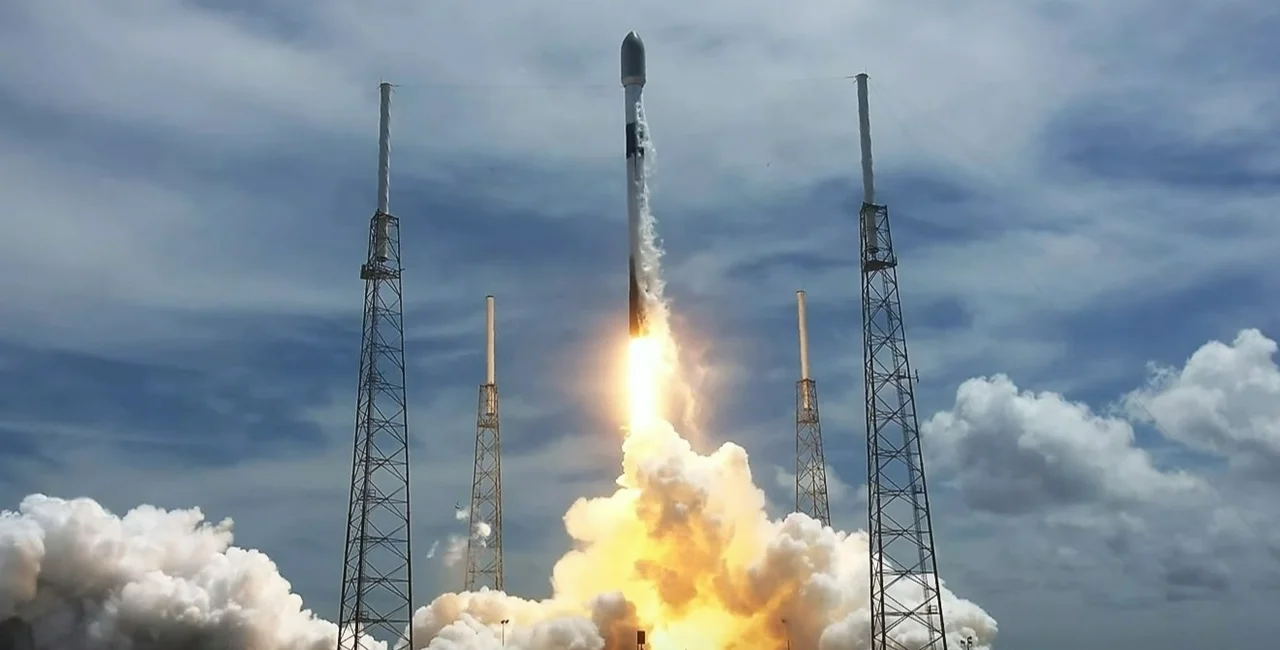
[0,494,365,649]
[632,102,670,339]
[0,421,995,650]
[406,418,997,650]
[443,538,468,568]
[444,522,493,568]
[630,104,703,437]
[433,507,492,568]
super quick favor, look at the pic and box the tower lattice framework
[794,290,832,526]
[465,296,503,591]
[857,73,949,650]
[795,377,831,525]
[337,82,414,650]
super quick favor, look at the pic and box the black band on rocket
[629,264,643,336]
[626,123,639,159]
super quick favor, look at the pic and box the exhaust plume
[0,494,357,649]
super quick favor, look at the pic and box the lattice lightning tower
[794,289,832,526]
[465,295,504,591]
[336,82,415,650]
[856,73,949,650]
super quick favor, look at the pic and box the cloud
[922,374,1206,514]
[1126,328,1280,472]
[921,329,1280,610]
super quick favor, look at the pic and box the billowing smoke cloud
[406,419,997,650]
[0,421,995,650]
[0,494,354,649]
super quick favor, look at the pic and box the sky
[1,0,1280,647]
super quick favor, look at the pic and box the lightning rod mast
[857,73,949,650]
[794,290,832,526]
[336,82,414,650]
[465,295,504,591]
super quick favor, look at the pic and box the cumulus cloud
[1126,328,1280,472]
[922,374,1204,514]
[920,328,1280,602]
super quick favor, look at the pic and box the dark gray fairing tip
[0,618,33,650]
[621,31,646,85]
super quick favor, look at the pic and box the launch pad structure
[465,295,505,591]
[794,290,832,526]
[857,73,950,650]
[336,82,415,650]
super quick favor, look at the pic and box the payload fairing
[622,31,648,337]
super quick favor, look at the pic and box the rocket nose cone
[621,31,646,86]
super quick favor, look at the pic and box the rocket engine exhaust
[622,31,649,338]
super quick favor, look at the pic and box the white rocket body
[622,32,648,337]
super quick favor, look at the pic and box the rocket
[622,31,648,338]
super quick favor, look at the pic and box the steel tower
[794,290,832,526]
[465,295,504,591]
[856,73,949,650]
[337,82,414,650]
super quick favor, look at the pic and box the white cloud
[920,328,1280,611]
[1126,328,1280,471]
[923,374,1206,514]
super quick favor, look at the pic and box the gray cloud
[1127,328,1280,472]
[923,374,1205,514]
[922,329,1280,609]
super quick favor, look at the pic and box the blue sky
[2,0,1280,648]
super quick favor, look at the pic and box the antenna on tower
[337,82,414,650]
[857,73,949,650]
[793,290,831,526]
[465,295,504,591]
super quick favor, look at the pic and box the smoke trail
[633,103,669,332]
[630,104,706,437]
[434,507,491,568]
